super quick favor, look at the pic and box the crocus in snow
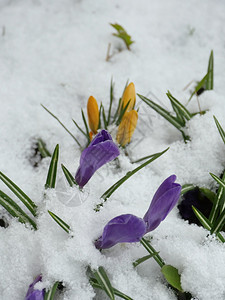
[95,175,181,249]
[25,275,44,300]
[120,82,136,112]
[75,130,120,188]
[87,95,99,134]
[116,110,138,147]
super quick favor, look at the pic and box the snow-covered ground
[1,0,225,299]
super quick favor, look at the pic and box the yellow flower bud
[121,82,136,112]
[87,96,99,134]
[116,110,138,147]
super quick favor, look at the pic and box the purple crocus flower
[95,175,181,249]
[25,275,44,300]
[75,130,120,188]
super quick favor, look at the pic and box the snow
[0,0,225,299]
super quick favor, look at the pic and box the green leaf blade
[45,145,59,189]
[161,265,183,292]
[44,282,59,300]
[48,210,70,234]
[61,164,77,187]
[94,267,115,300]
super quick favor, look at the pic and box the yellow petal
[116,110,138,147]
[121,82,136,112]
[87,96,99,134]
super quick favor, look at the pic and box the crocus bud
[121,82,136,112]
[87,96,99,134]
[116,110,138,147]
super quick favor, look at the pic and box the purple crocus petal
[144,175,181,232]
[75,130,120,188]
[25,275,45,300]
[95,214,146,249]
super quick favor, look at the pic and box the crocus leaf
[41,104,81,147]
[99,148,169,206]
[110,23,134,50]
[188,73,208,102]
[210,172,225,216]
[44,281,59,300]
[61,164,77,187]
[0,190,37,230]
[37,139,51,158]
[116,99,131,126]
[192,206,225,243]
[167,91,192,121]
[107,77,114,126]
[211,208,225,235]
[93,267,115,300]
[72,119,87,138]
[161,265,183,292]
[90,278,133,300]
[45,145,59,189]
[140,238,165,268]
[137,94,183,130]
[101,103,108,129]
[133,253,160,267]
[48,210,70,234]
[81,109,91,143]
[214,116,225,145]
[205,50,214,90]
[0,171,37,216]
[180,184,196,195]
[199,188,216,203]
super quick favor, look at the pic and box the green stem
[140,238,165,268]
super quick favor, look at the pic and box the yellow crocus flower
[116,110,138,147]
[121,82,136,112]
[87,96,99,134]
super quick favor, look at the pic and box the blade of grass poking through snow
[90,278,133,300]
[137,94,183,130]
[48,211,70,234]
[45,145,59,189]
[116,99,131,125]
[0,171,37,216]
[211,208,225,235]
[37,139,51,158]
[167,91,192,121]
[214,116,225,145]
[44,282,59,300]
[0,190,37,229]
[81,109,91,143]
[133,253,160,267]
[110,23,134,50]
[93,267,115,300]
[205,50,214,90]
[101,103,108,129]
[188,74,208,102]
[72,118,89,141]
[140,238,165,268]
[61,164,77,187]
[97,148,169,208]
[107,78,114,126]
[41,104,81,147]
[161,265,183,292]
[132,153,156,164]
[192,206,225,243]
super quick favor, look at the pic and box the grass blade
[107,77,114,126]
[45,145,59,189]
[41,104,81,147]
[93,267,115,300]
[0,171,37,216]
[116,99,131,125]
[211,208,225,235]
[167,91,192,121]
[37,139,51,158]
[214,116,225,145]
[90,278,133,300]
[0,190,37,229]
[205,50,213,90]
[180,184,195,195]
[133,253,160,267]
[101,103,108,129]
[48,210,70,233]
[137,94,182,130]
[140,238,165,268]
[72,119,87,137]
[81,109,91,143]
[192,206,225,242]
[44,282,59,300]
[61,164,77,187]
[98,148,169,206]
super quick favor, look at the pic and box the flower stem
[140,238,165,268]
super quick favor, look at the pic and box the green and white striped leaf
[37,139,51,158]
[192,206,225,243]
[167,91,192,121]
[44,282,59,300]
[61,164,77,187]
[0,190,37,229]
[205,50,214,90]
[137,94,182,130]
[48,210,70,234]
[180,184,196,195]
[93,267,115,300]
[161,265,183,292]
[214,116,225,145]
[90,278,133,300]
[0,171,37,216]
[211,208,225,235]
[45,145,59,189]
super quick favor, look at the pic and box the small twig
[105,43,112,61]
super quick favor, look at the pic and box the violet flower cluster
[75,130,120,188]
[95,175,181,249]
[25,275,44,300]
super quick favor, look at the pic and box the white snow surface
[0,0,225,299]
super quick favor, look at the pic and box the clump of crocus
[95,175,181,249]
[116,82,138,147]
[87,96,99,135]
[75,130,120,188]
[25,275,44,300]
